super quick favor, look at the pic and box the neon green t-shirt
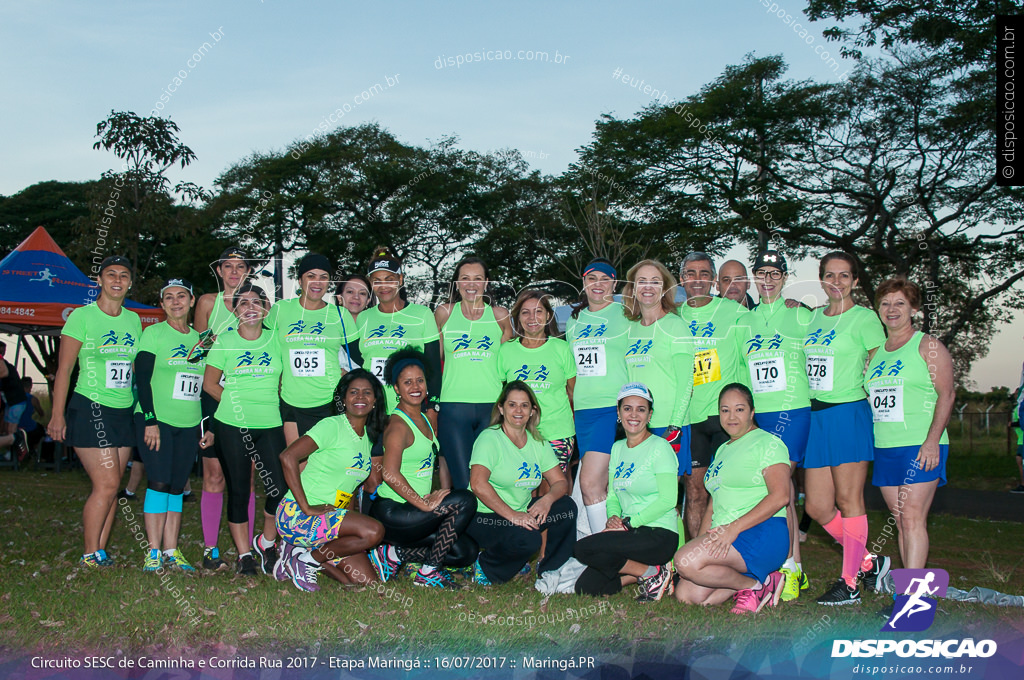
[607,435,679,532]
[704,428,789,527]
[497,338,576,441]
[804,305,886,404]
[206,292,237,335]
[285,415,371,507]
[624,314,694,429]
[679,297,749,424]
[440,304,503,404]
[358,303,439,413]
[63,304,142,408]
[566,302,632,411]
[377,410,437,502]
[865,331,949,448]
[134,322,204,428]
[266,298,360,408]
[469,426,559,513]
[741,299,813,414]
[207,329,283,429]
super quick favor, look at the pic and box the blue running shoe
[369,544,400,582]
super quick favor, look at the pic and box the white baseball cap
[617,382,653,403]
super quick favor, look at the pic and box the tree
[765,55,1024,380]
[0,180,99,258]
[88,110,207,296]
[804,0,1021,67]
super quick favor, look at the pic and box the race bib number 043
[869,384,904,423]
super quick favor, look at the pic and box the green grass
[1,470,1023,658]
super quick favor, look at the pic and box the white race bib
[106,360,132,389]
[289,348,326,377]
[172,372,201,401]
[749,357,786,394]
[575,344,606,378]
[371,356,388,384]
[218,374,226,388]
[806,355,833,392]
[869,384,904,422]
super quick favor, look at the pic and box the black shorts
[65,392,135,449]
[690,415,727,470]
[279,399,334,438]
[133,413,199,494]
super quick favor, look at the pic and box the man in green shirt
[677,252,749,538]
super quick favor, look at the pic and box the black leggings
[214,421,287,524]
[369,490,478,568]
[467,496,577,584]
[438,402,494,490]
[574,526,677,596]
[133,414,197,495]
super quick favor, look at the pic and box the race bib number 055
[290,348,326,377]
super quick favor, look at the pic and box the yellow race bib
[693,348,721,386]
[334,490,354,509]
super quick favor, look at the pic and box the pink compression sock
[248,493,256,537]
[841,514,868,587]
[201,491,223,547]
[821,511,844,544]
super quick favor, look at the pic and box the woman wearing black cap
[133,278,213,573]
[203,283,287,576]
[48,256,141,568]
[193,246,252,571]
[266,253,362,443]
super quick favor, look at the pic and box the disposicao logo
[832,568,997,659]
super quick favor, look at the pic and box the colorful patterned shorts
[549,436,576,472]
[275,497,347,549]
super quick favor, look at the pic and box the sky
[1,0,1020,391]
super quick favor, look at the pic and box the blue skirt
[575,406,618,456]
[757,407,811,465]
[804,400,873,469]
[872,444,948,487]
[732,516,788,582]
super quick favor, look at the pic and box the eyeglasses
[754,269,785,281]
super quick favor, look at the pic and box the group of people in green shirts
[47,244,954,613]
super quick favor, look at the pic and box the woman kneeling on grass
[275,369,388,592]
[467,381,577,585]
[673,383,790,614]
[574,383,679,602]
[368,349,478,589]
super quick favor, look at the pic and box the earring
[616,417,621,423]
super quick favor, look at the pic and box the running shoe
[636,565,673,603]
[780,567,807,602]
[274,542,294,582]
[95,549,115,567]
[251,535,278,575]
[473,558,492,586]
[414,567,463,589]
[753,571,785,611]
[182,491,196,503]
[290,551,322,593]
[11,429,29,462]
[816,578,861,605]
[117,489,138,501]
[164,549,196,574]
[203,546,229,571]
[143,549,161,572]
[369,544,400,582]
[858,553,892,594]
[730,588,759,614]
[1011,485,1024,494]
[518,561,532,577]
[236,553,258,577]
[80,552,102,569]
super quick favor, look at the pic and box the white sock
[258,535,274,550]
[751,580,763,591]
[419,564,439,575]
[783,556,797,571]
[387,544,400,562]
[163,549,176,558]
[585,501,607,535]
[298,549,320,567]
